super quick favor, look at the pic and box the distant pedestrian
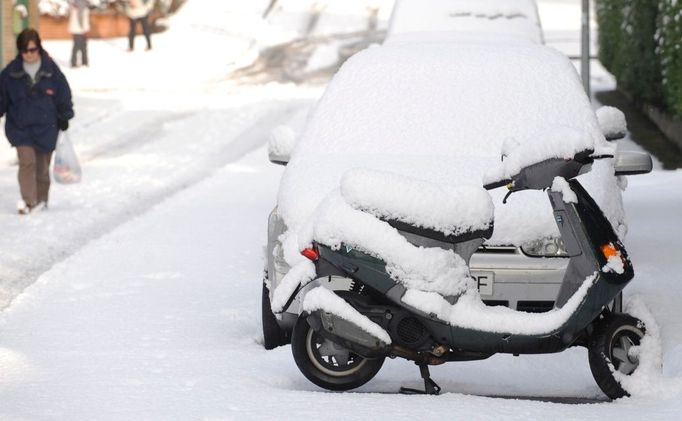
[68,0,91,67]
[0,29,74,214]
[125,0,155,51]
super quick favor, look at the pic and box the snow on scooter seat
[271,188,475,312]
[309,191,473,297]
[340,169,493,236]
[271,170,491,311]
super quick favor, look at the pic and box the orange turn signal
[601,243,619,259]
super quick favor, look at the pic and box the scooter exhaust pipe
[306,311,390,359]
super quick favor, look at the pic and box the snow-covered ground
[0,0,681,419]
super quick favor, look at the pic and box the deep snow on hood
[278,41,622,248]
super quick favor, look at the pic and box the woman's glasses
[21,47,39,54]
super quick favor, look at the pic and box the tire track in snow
[0,99,311,310]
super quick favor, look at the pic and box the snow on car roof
[387,0,544,44]
[278,41,622,247]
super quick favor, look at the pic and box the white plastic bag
[52,132,82,184]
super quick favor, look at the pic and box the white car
[386,0,544,45]
[262,37,635,349]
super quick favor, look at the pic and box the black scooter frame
[311,178,633,357]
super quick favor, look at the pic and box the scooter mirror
[268,125,296,166]
[596,106,627,141]
[614,151,653,176]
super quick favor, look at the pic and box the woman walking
[68,0,91,67]
[126,0,155,51]
[0,29,74,214]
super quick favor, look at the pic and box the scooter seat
[341,169,495,244]
[385,218,494,244]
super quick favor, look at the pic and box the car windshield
[279,41,621,246]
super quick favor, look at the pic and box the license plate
[472,271,494,296]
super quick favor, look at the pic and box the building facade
[2,0,40,67]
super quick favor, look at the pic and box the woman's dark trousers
[128,16,152,51]
[71,34,88,67]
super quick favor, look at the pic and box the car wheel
[588,314,645,399]
[262,278,289,350]
[290,313,384,391]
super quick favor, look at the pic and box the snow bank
[615,296,682,399]
[340,169,493,236]
[302,286,392,344]
[402,273,598,335]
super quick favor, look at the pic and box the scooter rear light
[301,247,319,261]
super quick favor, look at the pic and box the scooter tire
[262,279,289,350]
[291,314,384,391]
[588,313,645,399]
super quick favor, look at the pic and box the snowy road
[0,88,315,309]
[1,147,681,420]
[0,0,383,309]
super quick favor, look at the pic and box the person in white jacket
[68,0,90,67]
[125,0,155,51]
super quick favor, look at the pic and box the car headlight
[521,237,569,257]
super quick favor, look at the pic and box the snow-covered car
[385,0,544,45]
[262,38,632,349]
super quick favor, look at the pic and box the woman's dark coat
[0,51,74,152]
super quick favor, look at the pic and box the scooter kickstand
[399,364,441,395]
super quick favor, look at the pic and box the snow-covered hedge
[657,0,682,118]
[596,0,682,118]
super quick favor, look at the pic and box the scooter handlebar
[484,150,606,193]
[483,178,512,190]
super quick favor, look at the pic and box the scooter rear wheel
[588,314,645,399]
[291,314,384,391]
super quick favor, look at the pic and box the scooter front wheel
[588,314,645,399]
[291,314,384,391]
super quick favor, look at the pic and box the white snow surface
[387,0,544,44]
[271,260,316,313]
[596,105,628,138]
[268,125,297,157]
[603,252,626,275]
[304,191,471,297]
[484,125,611,183]
[551,176,579,203]
[278,40,622,247]
[302,286,392,344]
[402,273,597,335]
[0,1,680,419]
[340,168,494,235]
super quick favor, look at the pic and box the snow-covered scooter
[280,150,652,399]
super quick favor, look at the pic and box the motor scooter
[278,150,652,399]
